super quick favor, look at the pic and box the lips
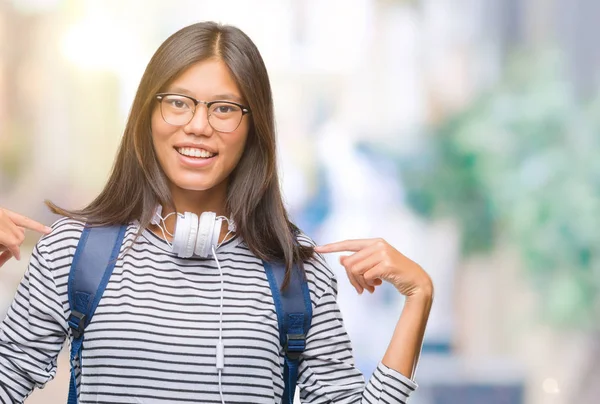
[171,143,218,169]
[176,146,216,158]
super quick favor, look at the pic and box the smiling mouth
[176,147,217,158]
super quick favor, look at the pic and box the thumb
[339,255,350,265]
[0,250,13,268]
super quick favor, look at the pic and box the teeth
[177,147,215,158]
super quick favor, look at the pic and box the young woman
[0,22,433,403]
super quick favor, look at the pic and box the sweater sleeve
[0,243,68,403]
[297,270,417,403]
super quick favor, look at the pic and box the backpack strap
[263,261,312,404]
[67,224,127,404]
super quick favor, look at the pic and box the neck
[152,183,234,244]
[168,183,229,217]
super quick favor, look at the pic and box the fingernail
[45,226,52,233]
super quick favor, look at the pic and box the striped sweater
[0,218,416,403]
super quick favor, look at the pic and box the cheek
[227,128,249,164]
[150,112,171,150]
[151,110,164,137]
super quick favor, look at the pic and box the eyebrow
[166,87,244,104]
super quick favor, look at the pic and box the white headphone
[150,205,235,258]
[151,205,232,403]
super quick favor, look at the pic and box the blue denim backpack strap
[66,224,127,404]
[263,260,313,404]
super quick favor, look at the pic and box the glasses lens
[160,95,194,126]
[208,102,243,132]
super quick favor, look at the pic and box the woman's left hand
[315,238,433,298]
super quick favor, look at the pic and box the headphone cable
[213,245,226,404]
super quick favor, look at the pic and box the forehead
[166,59,243,102]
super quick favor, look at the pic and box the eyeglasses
[155,93,251,133]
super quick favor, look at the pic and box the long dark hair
[47,22,314,286]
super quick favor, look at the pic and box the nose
[183,103,213,136]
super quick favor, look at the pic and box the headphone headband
[152,205,234,258]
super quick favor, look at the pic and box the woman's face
[151,59,250,201]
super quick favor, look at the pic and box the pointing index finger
[314,239,375,253]
[5,210,52,234]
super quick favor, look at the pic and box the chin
[174,181,215,192]
[170,175,227,193]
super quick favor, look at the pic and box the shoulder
[296,232,337,303]
[34,218,138,271]
[29,217,87,271]
[36,217,86,255]
[36,218,138,258]
[23,218,87,284]
[38,218,139,250]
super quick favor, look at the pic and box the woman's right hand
[0,208,52,267]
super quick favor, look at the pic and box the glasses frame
[155,93,252,133]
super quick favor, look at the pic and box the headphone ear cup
[172,212,198,258]
[195,211,217,257]
[171,213,188,257]
[185,213,199,258]
[212,217,223,250]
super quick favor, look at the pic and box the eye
[162,95,192,110]
[211,103,241,115]
[170,100,186,108]
[168,99,188,109]
[216,105,233,113]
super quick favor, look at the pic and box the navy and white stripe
[0,218,416,403]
